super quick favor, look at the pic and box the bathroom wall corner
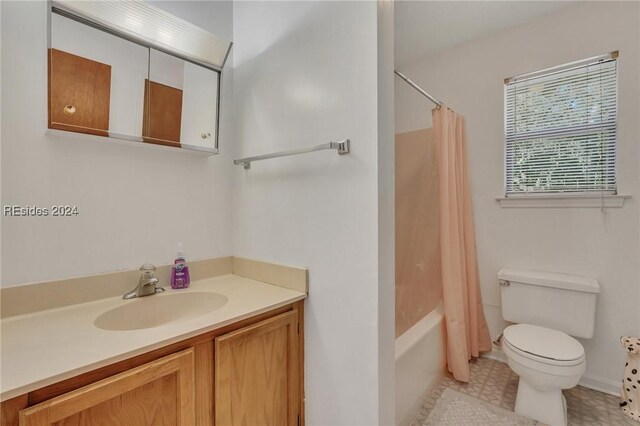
[377,0,396,424]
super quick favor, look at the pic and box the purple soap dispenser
[171,243,191,289]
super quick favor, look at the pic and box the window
[504,52,618,197]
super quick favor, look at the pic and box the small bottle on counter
[171,243,191,289]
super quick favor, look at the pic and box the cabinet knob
[63,105,77,115]
[201,132,211,139]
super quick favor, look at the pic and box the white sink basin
[94,291,228,331]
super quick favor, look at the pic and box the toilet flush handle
[499,279,510,287]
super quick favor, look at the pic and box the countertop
[0,274,306,401]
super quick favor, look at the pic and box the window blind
[504,54,617,196]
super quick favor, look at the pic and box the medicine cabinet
[48,1,231,154]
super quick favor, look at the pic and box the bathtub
[395,303,446,426]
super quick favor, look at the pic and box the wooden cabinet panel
[48,49,111,137]
[215,311,300,426]
[1,396,27,426]
[18,349,195,426]
[194,341,214,426]
[143,80,183,146]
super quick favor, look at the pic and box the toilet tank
[498,268,600,338]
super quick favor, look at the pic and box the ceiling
[395,1,576,67]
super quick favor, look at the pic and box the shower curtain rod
[394,70,444,109]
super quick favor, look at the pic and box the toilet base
[514,379,567,426]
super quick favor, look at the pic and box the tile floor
[410,357,636,426]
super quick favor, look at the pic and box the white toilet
[498,269,600,426]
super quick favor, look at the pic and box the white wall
[395,1,640,393]
[149,49,185,89]
[232,2,393,424]
[1,1,234,287]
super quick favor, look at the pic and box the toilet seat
[503,324,585,367]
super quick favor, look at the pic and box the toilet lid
[503,324,584,362]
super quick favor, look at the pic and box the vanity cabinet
[1,301,304,426]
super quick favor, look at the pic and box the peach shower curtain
[433,107,492,382]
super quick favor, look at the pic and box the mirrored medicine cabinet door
[144,49,219,150]
[49,12,149,140]
[48,5,226,154]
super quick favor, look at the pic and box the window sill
[496,194,630,208]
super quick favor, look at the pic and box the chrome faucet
[123,264,165,299]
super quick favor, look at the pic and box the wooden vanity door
[48,48,111,137]
[19,348,195,426]
[215,310,300,426]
